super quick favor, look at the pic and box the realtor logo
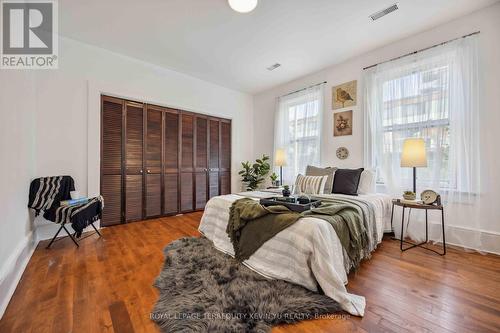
[1,0,58,69]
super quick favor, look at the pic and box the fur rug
[152,237,342,332]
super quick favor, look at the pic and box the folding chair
[28,176,104,249]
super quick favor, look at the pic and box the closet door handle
[147,169,151,174]
[139,169,143,174]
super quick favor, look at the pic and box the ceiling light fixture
[228,0,258,13]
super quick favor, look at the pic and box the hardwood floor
[1,212,499,333]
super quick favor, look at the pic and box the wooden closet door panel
[146,108,162,174]
[208,119,220,199]
[125,103,143,173]
[164,174,178,214]
[195,117,208,170]
[101,99,123,175]
[195,172,207,210]
[180,114,194,172]
[164,111,179,173]
[124,102,145,222]
[209,119,220,169]
[145,107,163,217]
[180,173,193,212]
[125,175,143,222]
[101,96,123,226]
[146,174,162,217]
[194,116,208,209]
[220,171,231,195]
[164,110,179,215]
[209,171,219,199]
[220,121,231,172]
[220,121,231,195]
[101,175,122,226]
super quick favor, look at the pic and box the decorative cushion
[305,165,337,194]
[294,174,329,195]
[332,168,364,196]
[358,169,376,194]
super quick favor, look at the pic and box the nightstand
[390,199,446,255]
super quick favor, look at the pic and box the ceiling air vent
[267,63,281,71]
[370,3,399,21]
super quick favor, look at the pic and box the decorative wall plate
[420,189,438,205]
[336,147,349,160]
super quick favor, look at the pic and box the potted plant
[282,185,291,197]
[238,155,271,191]
[403,191,416,200]
[270,172,278,187]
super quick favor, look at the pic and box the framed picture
[333,110,353,136]
[332,80,357,109]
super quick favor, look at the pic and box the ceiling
[59,0,498,94]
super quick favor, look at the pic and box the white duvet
[198,192,392,316]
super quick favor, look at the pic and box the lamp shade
[401,138,427,167]
[275,148,287,167]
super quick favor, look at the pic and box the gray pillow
[305,165,337,194]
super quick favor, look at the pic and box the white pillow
[294,174,329,195]
[358,169,376,194]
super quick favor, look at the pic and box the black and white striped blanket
[28,176,74,216]
[44,196,104,237]
[28,176,104,237]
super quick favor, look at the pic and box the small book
[60,197,89,207]
[398,199,423,205]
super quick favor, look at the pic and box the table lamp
[401,138,427,193]
[275,149,287,186]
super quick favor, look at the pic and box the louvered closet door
[180,113,194,212]
[164,110,179,215]
[208,119,220,199]
[194,116,208,210]
[124,101,144,222]
[220,120,232,195]
[101,96,124,227]
[145,105,163,218]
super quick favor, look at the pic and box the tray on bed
[259,197,321,212]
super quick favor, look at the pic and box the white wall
[0,36,254,317]
[0,71,38,317]
[253,3,500,252]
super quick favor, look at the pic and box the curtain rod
[281,81,327,98]
[363,31,480,71]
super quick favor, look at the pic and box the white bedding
[198,192,392,316]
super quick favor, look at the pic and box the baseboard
[389,221,500,255]
[0,231,38,319]
[440,224,500,255]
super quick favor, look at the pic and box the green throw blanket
[227,198,367,269]
[227,198,301,261]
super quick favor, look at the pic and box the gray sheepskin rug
[152,237,342,332]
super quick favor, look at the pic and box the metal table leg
[400,207,405,251]
[390,202,395,233]
[441,208,446,255]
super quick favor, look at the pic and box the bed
[198,191,393,316]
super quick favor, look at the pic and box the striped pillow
[294,174,328,195]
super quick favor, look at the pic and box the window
[380,65,452,188]
[364,35,480,196]
[274,85,324,185]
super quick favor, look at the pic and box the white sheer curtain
[364,35,483,249]
[274,84,324,185]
